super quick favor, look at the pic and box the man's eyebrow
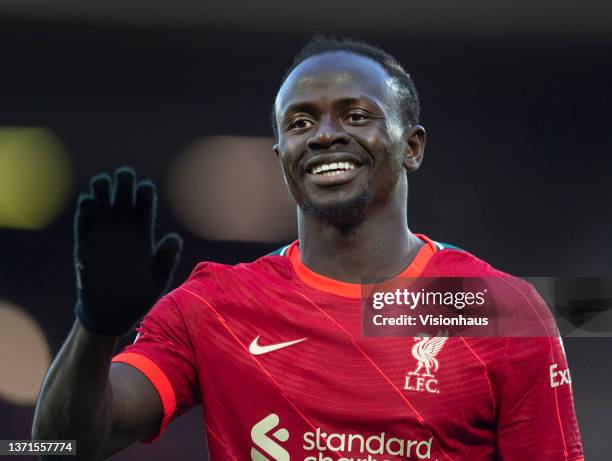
[335,96,387,117]
[281,101,319,119]
[281,96,383,119]
[336,96,382,110]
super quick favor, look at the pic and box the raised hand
[74,167,182,336]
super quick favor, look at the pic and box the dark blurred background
[0,1,610,459]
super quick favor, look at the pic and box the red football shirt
[112,235,584,461]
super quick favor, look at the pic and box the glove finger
[151,233,182,294]
[90,173,111,210]
[112,167,136,221]
[74,195,99,258]
[134,180,157,231]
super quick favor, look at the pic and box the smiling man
[273,42,426,280]
[33,36,583,461]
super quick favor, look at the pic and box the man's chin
[301,190,372,229]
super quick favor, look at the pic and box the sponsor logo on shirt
[303,428,433,460]
[549,363,571,388]
[251,414,434,460]
[404,331,448,395]
[251,413,290,461]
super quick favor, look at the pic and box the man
[33,36,583,460]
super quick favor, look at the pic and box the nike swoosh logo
[249,335,307,355]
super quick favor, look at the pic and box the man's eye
[288,118,312,130]
[346,112,368,123]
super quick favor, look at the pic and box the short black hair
[271,35,420,140]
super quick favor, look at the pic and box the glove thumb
[151,233,182,295]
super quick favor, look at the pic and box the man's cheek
[355,128,392,157]
[278,153,306,202]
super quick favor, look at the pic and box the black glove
[74,167,182,336]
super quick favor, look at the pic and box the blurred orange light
[166,136,297,242]
[0,301,51,406]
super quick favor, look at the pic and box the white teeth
[311,161,358,175]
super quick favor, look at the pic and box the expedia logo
[550,363,571,388]
[251,413,290,461]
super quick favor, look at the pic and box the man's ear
[402,125,426,172]
[273,144,280,158]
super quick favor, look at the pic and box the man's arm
[496,287,584,460]
[32,320,162,460]
[32,168,182,460]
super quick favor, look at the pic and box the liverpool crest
[404,330,448,394]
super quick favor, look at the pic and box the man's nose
[306,116,350,150]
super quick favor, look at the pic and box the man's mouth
[308,161,358,176]
[305,159,364,187]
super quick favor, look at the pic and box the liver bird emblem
[408,330,449,377]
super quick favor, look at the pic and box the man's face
[274,51,416,224]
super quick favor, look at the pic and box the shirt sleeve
[111,292,200,442]
[496,287,584,460]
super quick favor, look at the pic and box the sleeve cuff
[112,352,177,443]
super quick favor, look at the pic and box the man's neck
[297,203,423,284]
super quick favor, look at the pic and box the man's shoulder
[163,249,295,315]
[176,246,294,294]
[426,240,551,322]
[425,240,538,296]
[426,241,514,279]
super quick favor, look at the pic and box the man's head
[273,36,426,229]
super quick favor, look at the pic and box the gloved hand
[74,167,182,336]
